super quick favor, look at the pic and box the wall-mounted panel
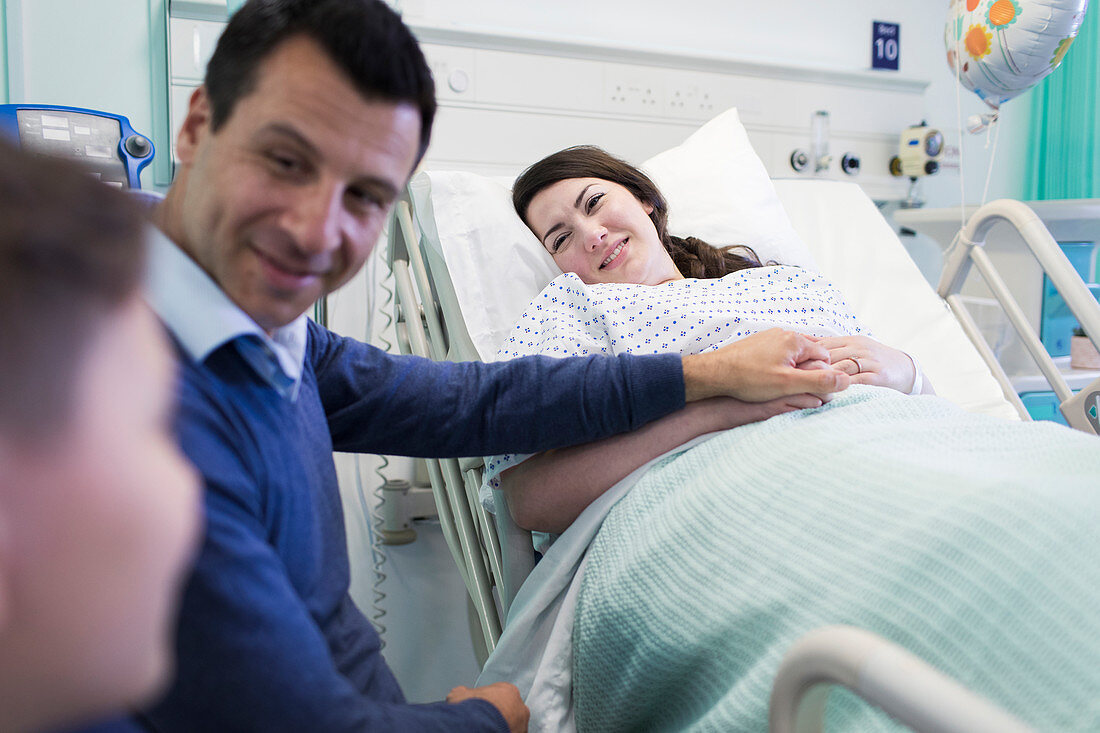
[418,37,927,202]
[0,0,8,103]
[165,13,222,167]
[399,1,936,77]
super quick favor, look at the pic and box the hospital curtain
[1025,6,1100,200]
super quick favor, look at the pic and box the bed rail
[770,626,1034,733]
[388,197,505,658]
[936,200,1100,435]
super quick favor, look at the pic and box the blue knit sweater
[131,320,683,731]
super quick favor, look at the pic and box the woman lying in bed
[486,145,934,533]
[480,146,1100,732]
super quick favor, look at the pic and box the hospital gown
[481,265,863,508]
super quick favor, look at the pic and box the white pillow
[642,108,817,270]
[409,107,815,359]
[408,171,560,360]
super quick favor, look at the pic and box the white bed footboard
[769,626,1034,733]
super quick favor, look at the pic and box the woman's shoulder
[714,264,835,286]
[540,271,586,293]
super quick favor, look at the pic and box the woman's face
[525,177,683,285]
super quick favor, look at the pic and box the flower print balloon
[945,0,1089,115]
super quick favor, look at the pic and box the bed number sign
[872,21,900,71]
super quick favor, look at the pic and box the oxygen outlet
[841,153,861,176]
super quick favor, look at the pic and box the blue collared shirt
[144,226,308,401]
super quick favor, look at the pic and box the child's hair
[0,140,146,437]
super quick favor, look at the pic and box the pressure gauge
[924,130,944,158]
[890,124,945,179]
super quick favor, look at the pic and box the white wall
[2,0,1031,202]
[397,0,1029,207]
[402,0,929,74]
[0,0,8,103]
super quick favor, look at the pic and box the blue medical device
[0,104,154,189]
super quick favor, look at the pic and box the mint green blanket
[574,387,1100,731]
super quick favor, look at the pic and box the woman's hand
[707,393,823,430]
[810,334,933,394]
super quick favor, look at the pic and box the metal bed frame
[387,192,533,662]
[386,187,1095,730]
[935,199,1100,433]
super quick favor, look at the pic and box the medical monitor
[0,105,153,189]
[1040,241,1100,356]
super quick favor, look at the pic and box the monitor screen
[1040,241,1100,357]
[15,108,129,188]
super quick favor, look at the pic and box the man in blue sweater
[134,1,850,730]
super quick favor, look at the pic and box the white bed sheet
[773,179,1018,421]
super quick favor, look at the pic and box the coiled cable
[330,244,396,648]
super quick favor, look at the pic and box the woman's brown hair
[512,145,765,279]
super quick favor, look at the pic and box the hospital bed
[386,109,1100,731]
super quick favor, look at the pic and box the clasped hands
[681,328,918,407]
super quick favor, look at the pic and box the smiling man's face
[161,34,421,332]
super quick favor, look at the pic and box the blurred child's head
[0,141,200,733]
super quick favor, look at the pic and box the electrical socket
[695,89,716,118]
[606,74,662,115]
[607,67,719,120]
[666,85,717,120]
[666,87,691,116]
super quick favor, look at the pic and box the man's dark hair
[205,0,436,165]
[0,140,146,437]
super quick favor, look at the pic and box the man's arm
[149,490,518,732]
[313,321,684,458]
[448,685,530,733]
[313,323,845,459]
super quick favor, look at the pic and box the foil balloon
[945,0,1089,112]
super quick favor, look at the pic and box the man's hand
[682,328,850,403]
[447,683,529,733]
